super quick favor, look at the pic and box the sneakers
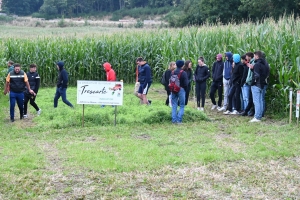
[230,110,239,115]
[217,106,221,110]
[10,119,14,122]
[249,117,261,122]
[197,107,200,111]
[211,105,217,110]
[37,109,42,115]
[218,106,226,112]
[23,115,28,119]
[223,110,231,115]
[148,100,152,105]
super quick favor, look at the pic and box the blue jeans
[171,88,186,123]
[54,87,74,108]
[251,86,263,120]
[242,84,250,110]
[262,84,268,117]
[10,91,24,120]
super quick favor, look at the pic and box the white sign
[77,80,123,105]
[296,90,300,118]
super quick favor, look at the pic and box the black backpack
[160,71,167,85]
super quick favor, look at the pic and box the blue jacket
[223,52,233,80]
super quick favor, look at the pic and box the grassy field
[0,83,299,199]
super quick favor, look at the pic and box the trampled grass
[0,83,299,199]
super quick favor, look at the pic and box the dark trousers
[24,93,39,115]
[185,83,191,105]
[244,87,254,114]
[210,81,223,107]
[54,87,73,108]
[165,89,171,106]
[227,84,241,112]
[196,81,206,107]
[10,91,24,120]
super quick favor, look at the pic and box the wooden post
[296,90,300,127]
[82,104,85,127]
[289,88,293,124]
[114,106,117,126]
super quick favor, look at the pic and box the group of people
[158,50,269,123]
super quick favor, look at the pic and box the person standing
[182,60,193,105]
[3,63,35,122]
[210,54,224,110]
[7,60,14,74]
[101,62,117,108]
[218,52,233,112]
[171,60,188,124]
[54,61,74,108]
[23,64,41,118]
[163,61,176,107]
[136,57,152,105]
[194,56,210,111]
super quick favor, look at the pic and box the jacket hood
[225,52,233,61]
[57,61,64,70]
[103,62,112,72]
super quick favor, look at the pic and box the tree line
[2,0,300,26]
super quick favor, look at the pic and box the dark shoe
[10,119,14,122]
[20,116,24,120]
[240,111,247,116]
[148,100,152,105]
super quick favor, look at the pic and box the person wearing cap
[3,63,35,122]
[101,62,116,108]
[54,61,74,108]
[194,56,210,111]
[171,60,188,124]
[210,54,224,110]
[23,64,41,118]
[136,57,153,105]
[223,54,244,115]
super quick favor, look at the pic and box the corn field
[0,16,300,115]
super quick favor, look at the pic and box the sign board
[77,80,123,105]
[296,90,300,118]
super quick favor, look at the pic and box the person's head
[14,63,21,74]
[216,54,222,61]
[233,54,241,63]
[225,52,233,61]
[103,62,112,72]
[254,51,263,60]
[136,57,146,65]
[168,61,176,70]
[198,56,205,66]
[7,60,14,67]
[241,55,247,64]
[182,60,192,71]
[245,52,254,62]
[56,61,64,70]
[175,60,184,69]
[30,63,37,72]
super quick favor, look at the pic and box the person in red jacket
[103,62,116,81]
[102,62,116,108]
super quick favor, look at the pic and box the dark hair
[8,60,14,65]
[182,60,191,71]
[241,55,246,60]
[14,63,21,68]
[30,63,37,68]
[136,57,144,62]
[198,56,205,62]
[245,52,254,58]
[254,51,263,58]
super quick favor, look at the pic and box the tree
[2,0,43,15]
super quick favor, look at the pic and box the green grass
[0,83,299,199]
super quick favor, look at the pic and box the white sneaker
[200,107,204,111]
[197,107,200,110]
[249,117,261,122]
[223,110,231,115]
[218,106,226,112]
[211,105,217,110]
[37,109,42,115]
[23,115,28,119]
[230,110,239,115]
[217,106,221,110]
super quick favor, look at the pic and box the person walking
[136,57,153,105]
[194,56,210,111]
[23,64,41,118]
[54,61,74,108]
[182,60,193,105]
[3,63,35,122]
[171,60,188,124]
[210,54,224,110]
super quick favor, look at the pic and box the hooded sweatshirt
[251,58,268,89]
[212,60,224,82]
[57,63,69,88]
[223,52,233,80]
[103,62,116,81]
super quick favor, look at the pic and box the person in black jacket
[210,54,223,110]
[23,64,41,118]
[54,61,74,108]
[182,60,193,105]
[163,61,176,107]
[194,56,210,111]
[223,54,244,115]
[171,60,188,124]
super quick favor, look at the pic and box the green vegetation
[0,83,299,199]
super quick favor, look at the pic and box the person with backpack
[182,60,193,105]
[161,61,176,107]
[169,60,188,124]
[194,56,210,111]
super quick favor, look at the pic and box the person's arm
[203,66,210,81]
[24,73,34,94]
[61,70,68,88]
[3,74,10,95]
[35,73,41,94]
